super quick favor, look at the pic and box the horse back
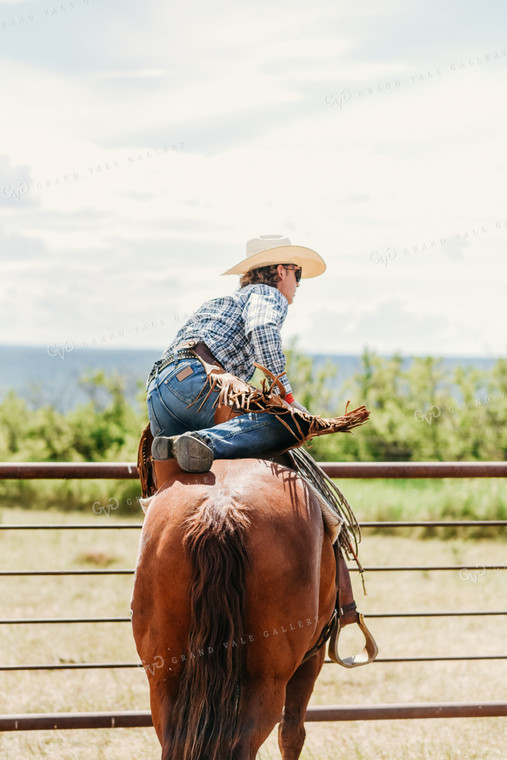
[131,457,336,757]
[133,457,334,663]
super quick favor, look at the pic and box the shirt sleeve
[243,287,293,395]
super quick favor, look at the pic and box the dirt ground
[0,507,505,759]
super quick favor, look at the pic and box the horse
[131,454,340,760]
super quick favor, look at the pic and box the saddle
[137,424,378,668]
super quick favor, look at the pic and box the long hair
[240,264,281,288]
[164,495,251,760]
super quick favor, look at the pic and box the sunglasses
[283,264,302,283]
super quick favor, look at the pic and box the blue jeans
[146,356,303,459]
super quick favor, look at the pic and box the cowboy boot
[151,432,214,473]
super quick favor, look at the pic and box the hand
[292,399,310,415]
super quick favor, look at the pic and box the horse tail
[165,495,251,760]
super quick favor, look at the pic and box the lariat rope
[287,446,367,595]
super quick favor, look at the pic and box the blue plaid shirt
[165,284,292,394]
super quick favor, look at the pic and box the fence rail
[2,610,506,626]
[1,702,507,731]
[0,461,505,731]
[0,518,507,530]
[2,655,507,673]
[1,520,506,530]
[1,564,506,576]
[1,461,506,479]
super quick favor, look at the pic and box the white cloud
[1,0,506,357]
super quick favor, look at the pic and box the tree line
[287,347,506,463]
[0,351,505,512]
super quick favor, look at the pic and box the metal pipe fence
[1,702,507,732]
[0,461,505,730]
[1,461,506,479]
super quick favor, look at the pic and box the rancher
[145,234,326,473]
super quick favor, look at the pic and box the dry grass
[0,506,505,759]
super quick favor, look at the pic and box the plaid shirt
[165,284,292,394]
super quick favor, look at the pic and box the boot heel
[173,433,213,473]
[151,436,175,461]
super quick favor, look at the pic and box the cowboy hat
[221,234,326,278]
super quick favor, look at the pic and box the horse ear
[138,423,157,497]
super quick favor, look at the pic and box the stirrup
[328,612,378,668]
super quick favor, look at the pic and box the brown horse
[131,456,339,760]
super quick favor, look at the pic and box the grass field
[0,484,506,759]
[3,474,506,531]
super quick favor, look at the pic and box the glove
[292,399,310,415]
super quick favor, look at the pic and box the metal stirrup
[328,612,379,668]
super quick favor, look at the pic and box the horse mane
[165,491,251,760]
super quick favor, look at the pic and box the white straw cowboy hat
[222,234,326,279]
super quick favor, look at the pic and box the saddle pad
[306,482,344,544]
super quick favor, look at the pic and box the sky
[1,0,506,359]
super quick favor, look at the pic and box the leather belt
[146,341,221,390]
